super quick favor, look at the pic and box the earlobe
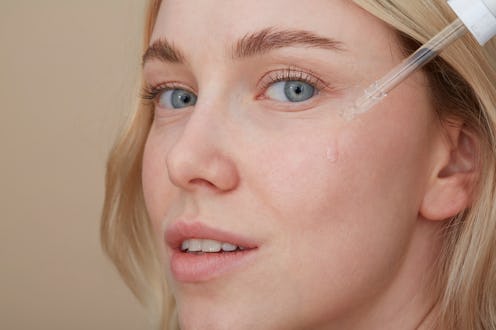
[420,123,479,221]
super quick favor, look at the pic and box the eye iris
[170,89,197,108]
[284,81,315,102]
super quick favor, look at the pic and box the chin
[176,304,244,330]
[175,295,284,330]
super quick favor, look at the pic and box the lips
[165,221,258,282]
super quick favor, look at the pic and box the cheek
[247,101,433,307]
[249,121,422,226]
[237,128,416,321]
[142,137,162,229]
[142,129,176,233]
[246,126,341,212]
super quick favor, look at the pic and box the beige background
[1,1,151,329]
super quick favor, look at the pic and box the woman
[101,0,496,329]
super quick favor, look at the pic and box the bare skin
[142,1,476,329]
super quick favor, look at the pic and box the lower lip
[169,249,257,282]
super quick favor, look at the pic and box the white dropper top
[448,0,496,45]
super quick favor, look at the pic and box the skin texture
[141,0,476,329]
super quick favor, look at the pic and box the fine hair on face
[101,0,496,329]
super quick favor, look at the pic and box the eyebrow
[142,39,185,65]
[233,27,345,58]
[142,27,345,65]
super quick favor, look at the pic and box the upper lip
[165,221,259,250]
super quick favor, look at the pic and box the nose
[166,109,240,193]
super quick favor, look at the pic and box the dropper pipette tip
[340,17,468,120]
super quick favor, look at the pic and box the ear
[420,121,480,221]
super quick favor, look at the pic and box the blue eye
[266,80,316,102]
[158,89,197,109]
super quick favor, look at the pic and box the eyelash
[141,82,189,103]
[140,67,330,103]
[257,67,329,96]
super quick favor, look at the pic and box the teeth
[202,239,221,252]
[221,243,237,252]
[187,239,202,252]
[181,240,190,251]
[181,239,243,253]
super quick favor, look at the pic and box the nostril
[189,178,216,189]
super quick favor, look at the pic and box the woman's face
[142,0,441,328]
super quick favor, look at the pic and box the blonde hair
[101,0,496,329]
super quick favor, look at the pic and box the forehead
[150,0,397,58]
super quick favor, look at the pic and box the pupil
[181,94,191,104]
[294,85,303,95]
